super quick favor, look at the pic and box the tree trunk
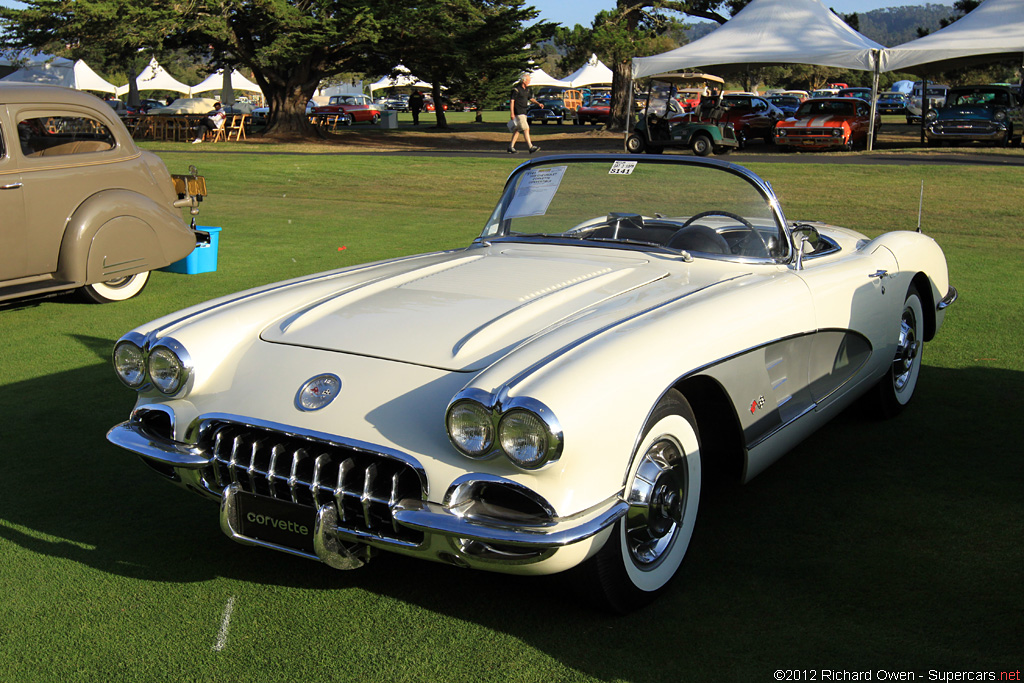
[431,83,448,128]
[256,65,322,137]
[609,59,632,133]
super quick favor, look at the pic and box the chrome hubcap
[625,440,686,567]
[893,305,919,392]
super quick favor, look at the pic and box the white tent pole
[868,49,880,152]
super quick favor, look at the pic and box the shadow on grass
[1,356,1020,675]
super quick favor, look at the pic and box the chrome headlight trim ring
[146,337,193,396]
[498,396,563,471]
[445,390,563,471]
[112,332,148,389]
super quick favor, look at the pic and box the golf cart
[625,72,739,156]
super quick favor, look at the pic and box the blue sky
[529,1,947,28]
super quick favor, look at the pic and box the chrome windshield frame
[481,154,793,264]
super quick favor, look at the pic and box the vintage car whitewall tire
[578,390,701,613]
[873,285,924,418]
[78,271,150,303]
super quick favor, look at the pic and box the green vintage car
[625,73,739,157]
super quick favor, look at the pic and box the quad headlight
[112,334,192,396]
[447,400,494,458]
[113,339,147,388]
[446,393,563,470]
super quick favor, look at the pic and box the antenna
[917,180,924,233]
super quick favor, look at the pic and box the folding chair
[226,115,246,141]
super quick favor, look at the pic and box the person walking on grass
[508,74,542,154]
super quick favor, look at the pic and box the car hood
[259,246,718,372]
[936,105,997,121]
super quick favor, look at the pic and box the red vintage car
[773,97,880,151]
[311,94,382,124]
[716,95,784,146]
[576,94,611,125]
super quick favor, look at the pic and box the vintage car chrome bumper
[926,121,1007,141]
[108,419,626,570]
[938,286,958,311]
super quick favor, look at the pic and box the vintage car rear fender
[57,189,196,284]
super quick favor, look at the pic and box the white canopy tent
[1,58,118,93]
[633,0,883,78]
[882,0,1024,74]
[116,58,191,97]
[192,69,262,95]
[525,67,571,88]
[565,54,614,88]
[631,0,886,147]
[368,65,432,94]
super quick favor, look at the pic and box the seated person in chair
[192,102,226,144]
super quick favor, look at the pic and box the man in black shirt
[508,74,542,154]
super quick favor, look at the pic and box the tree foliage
[379,0,554,128]
[1,0,548,136]
[555,1,751,132]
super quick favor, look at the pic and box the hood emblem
[296,374,341,411]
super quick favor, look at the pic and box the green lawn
[0,153,1020,682]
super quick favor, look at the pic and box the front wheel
[77,271,150,303]
[870,285,924,418]
[576,390,701,613]
[624,133,646,154]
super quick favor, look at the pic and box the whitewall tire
[78,271,150,303]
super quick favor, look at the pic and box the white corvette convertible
[108,155,955,612]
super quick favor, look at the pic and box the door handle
[869,269,888,279]
[1,182,23,190]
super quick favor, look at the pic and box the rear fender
[57,190,196,284]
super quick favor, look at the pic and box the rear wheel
[691,133,713,157]
[78,271,150,303]
[576,390,701,613]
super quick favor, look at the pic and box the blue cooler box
[161,226,221,274]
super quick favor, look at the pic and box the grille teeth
[201,422,424,545]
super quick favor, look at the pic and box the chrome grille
[200,421,424,545]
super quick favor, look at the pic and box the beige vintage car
[0,83,204,303]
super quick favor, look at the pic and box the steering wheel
[681,210,770,257]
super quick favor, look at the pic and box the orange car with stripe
[773,97,879,151]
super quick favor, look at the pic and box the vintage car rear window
[18,114,115,158]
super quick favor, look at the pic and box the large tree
[0,0,388,136]
[0,0,174,106]
[379,0,554,128]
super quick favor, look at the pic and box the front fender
[57,189,195,284]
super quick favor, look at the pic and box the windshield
[481,157,787,262]
[948,89,1011,106]
[797,100,856,117]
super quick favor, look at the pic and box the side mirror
[791,224,821,270]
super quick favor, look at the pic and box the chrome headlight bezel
[446,398,495,459]
[112,334,148,389]
[112,333,192,397]
[445,391,563,471]
[148,340,191,395]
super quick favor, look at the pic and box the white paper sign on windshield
[505,166,567,219]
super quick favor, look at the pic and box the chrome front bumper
[108,419,626,570]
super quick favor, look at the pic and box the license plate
[236,491,317,554]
